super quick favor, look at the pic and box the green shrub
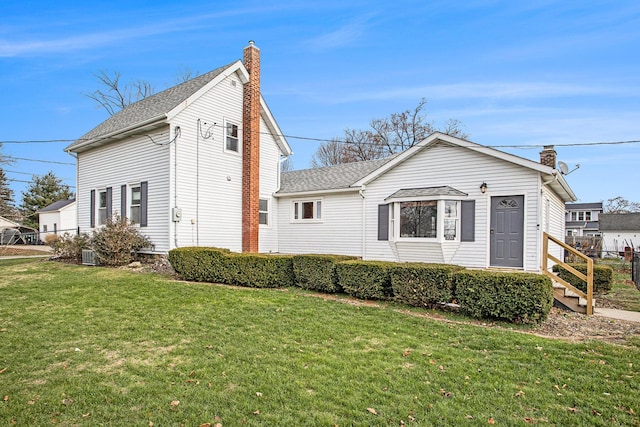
[552,263,613,293]
[90,216,152,266]
[390,263,464,307]
[292,254,358,293]
[454,270,553,324]
[168,247,293,288]
[223,253,294,288]
[336,260,395,300]
[168,247,230,282]
[51,232,91,262]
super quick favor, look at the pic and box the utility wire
[4,156,75,166]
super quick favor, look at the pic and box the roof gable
[65,60,291,155]
[353,132,576,202]
[66,62,238,152]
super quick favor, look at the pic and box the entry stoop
[552,279,595,314]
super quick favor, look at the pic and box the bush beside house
[454,270,553,323]
[292,254,358,293]
[390,263,464,308]
[167,248,554,324]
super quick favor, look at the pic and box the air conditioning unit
[81,249,98,266]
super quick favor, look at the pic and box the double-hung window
[98,190,108,226]
[292,199,322,222]
[225,121,239,153]
[259,198,269,225]
[130,185,141,224]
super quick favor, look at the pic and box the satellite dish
[558,161,569,174]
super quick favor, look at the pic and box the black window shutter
[140,181,148,227]
[90,190,95,228]
[460,200,475,242]
[106,187,112,221]
[377,204,389,241]
[121,184,127,220]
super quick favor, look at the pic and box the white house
[65,42,292,253]
[565,202,602,237]
[37,199,77,239]
[66,44,576,274]
[599,213,640,255]
[276,136,576,272]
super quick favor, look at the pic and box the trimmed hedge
[168,247,293,288]
[336,260,396,300]
[454,270,553,323]
[223,253,294,288]
[390,263,464,307]
[292,254,358,293]
[168,247,230,282]
[552,263,613,293]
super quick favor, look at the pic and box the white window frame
[223,118,240,154]
[391,198,462,243]
[97,189,108,226]
[259,197,270,226]
[291,199,323,223]
[130,184,142,225]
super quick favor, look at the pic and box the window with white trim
[395,199,461,241]
[98,190,108,226]
[224,121,239,153]
[259,198,269,225]
[292,199,322,221]
[130,185,141,224]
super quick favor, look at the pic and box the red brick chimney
[242,41,260,253]
[539,145,556,168]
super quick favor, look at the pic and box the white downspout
[359,185,366,259]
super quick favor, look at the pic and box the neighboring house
[276,137,576,272]
[37,198,77,239]
[599,213,640,255]
[65,42,292,253]
[565,202,602,237]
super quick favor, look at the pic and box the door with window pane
[490,195,524,268]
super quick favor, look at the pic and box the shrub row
[168,248,554,323]
[455,271,553,323]
[552,263,613,293]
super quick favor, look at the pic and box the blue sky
[1,0,639,206]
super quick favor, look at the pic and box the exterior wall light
[480,182,488,194]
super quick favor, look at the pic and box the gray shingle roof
[565,202,603,210]
[278,157,395,194]
[385,186,467,200]
[38,198,75,213]
[599,213,640,231]
[66,61,237,151]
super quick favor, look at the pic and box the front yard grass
[1,259,638,426]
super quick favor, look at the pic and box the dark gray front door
[490,195,524,268]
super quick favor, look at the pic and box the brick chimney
[242,41,260,253]
[539,145,556,168]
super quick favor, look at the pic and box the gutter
[273,186,362,198]
[65,115,166,153]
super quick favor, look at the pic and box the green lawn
[598,258,640,312]
[1,259,638,426]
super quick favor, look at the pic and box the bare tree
[86,71,154,116]
[603,196,640,214]
[310,98,468,167]
[280,157,295,173]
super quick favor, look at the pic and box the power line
[4,169,75,180]
[4,156,75,166]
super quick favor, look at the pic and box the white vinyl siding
[278,192,363,256]
[363,143,543,271]
[76,130,171,252]
[169,71,285,253]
